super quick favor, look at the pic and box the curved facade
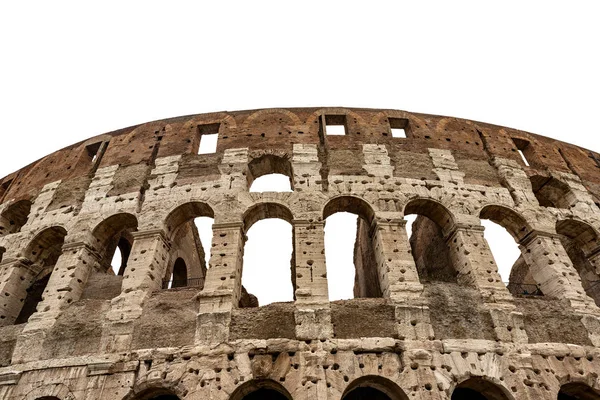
[0,108,600,399]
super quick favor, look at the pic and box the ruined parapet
[0,107,600,399]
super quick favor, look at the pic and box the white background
[1,1,599,304]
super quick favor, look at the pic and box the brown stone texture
[1,107,600,399]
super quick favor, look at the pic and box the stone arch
[247,153,294,191]
[15,226,68,324]
[92,213,138,274]
[479,204,533,243]
[323,195,381,298]
[229,379,293,400]
[342,375,409,400]
[240,202,295,306]
[243,108,302,127]
[243,202,294,232]
[451,377,514,400]
[164,201,215,238]
[122,385,184,400]
[558,382,600,399]
[0,245,5,263]
[21,382,76,400]
[167,257,188,288]
[404,198,457,283]
[479,205,540,295]
[530,175,576,209]
[181,113,237,132]
[0,199,32,236]
[556,218,600,305]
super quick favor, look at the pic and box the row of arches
[4,193,600,325]
[30,377,597,400]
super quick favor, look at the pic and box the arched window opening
[229,379,293,400]
[92,213,137,276]
[36,397,62,400]
[479,205,542,296]
[242,203,295,307]
[324,196,381,300]
[556,219,600,305]
[530,175,575,209]
[128,388,182,400]
[451,378,512,400]
[167,258,188,288]
[163,203,215,291]
[248,155,293,192]
[15,226,67,324]
[480,220,521,283]
[342,376,409,400]
[405,199,457,283]
[558,383,600,400]
[0,199,32,236]
[0,246,5,263]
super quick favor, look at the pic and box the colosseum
[1,107,600,400]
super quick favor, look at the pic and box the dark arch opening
[556,219,600,305]
[16,226,67,324]
[36,397,62,400]
[248,154,293,192]
[530,175,574,209]
[127,388,182,400]
[559,382,600,400]
[241,203,295,307]
[92,213,138,275]
[404,199,457,283]
[229,379,292,400]
[342,376,408,400]
[323,196,381,299]
[168,258,188,288]
[163,202,215,292]
[0,199,32,236]
[451,378,512,400]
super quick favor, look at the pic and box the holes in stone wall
[197,123,220,154]
[323,197,381,300]
[324,114,348,136]
[389,117,410,138]
[241,203,295,307]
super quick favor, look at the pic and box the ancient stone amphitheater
[1,107,600,400]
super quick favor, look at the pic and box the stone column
[12,242,101,363]
[196,221,244,344]
[446,224,513,303]
[293,219,332,340]
[372,217,422,302]
[519,231,595,311]
[101,229,171,353]
[0,258,39,326]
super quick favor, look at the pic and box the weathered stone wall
[0,107,600,399]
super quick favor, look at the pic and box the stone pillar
[519,231,595,311]
[101,229,171,353]
[0,258,38,326]
[293,219,332,340]
[196,222,244,344]
[372,217,422,302]
[12,242,101,363]
[446,224,513,303]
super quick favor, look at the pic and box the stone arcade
[0,108,600,399]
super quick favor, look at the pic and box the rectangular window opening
[389,117,409,138]
[512,138,531,167]
[86,142,102,163]
[197,123,220,154]
[325,115,347,136]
